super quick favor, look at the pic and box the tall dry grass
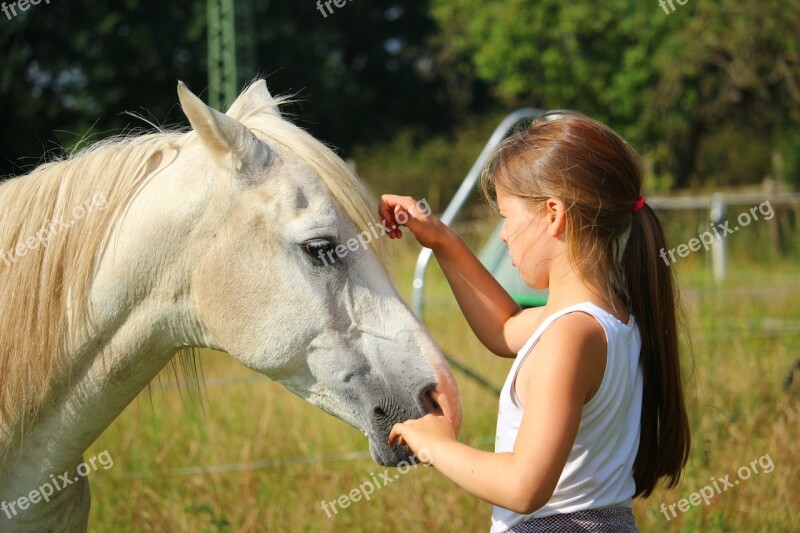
[84,214,800,532]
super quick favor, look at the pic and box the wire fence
[114,437,497,480]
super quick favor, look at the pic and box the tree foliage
[0,1,454,178]
[430,0,800,188]
[1,0,798,189]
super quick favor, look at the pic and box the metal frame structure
[207,0,257,110]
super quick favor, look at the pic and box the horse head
[168,81,461,465]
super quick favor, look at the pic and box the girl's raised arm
[379,194,542,357]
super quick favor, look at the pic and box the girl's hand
[388,393,457,464]
[379,194,452,251]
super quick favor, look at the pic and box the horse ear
[225,79,281,122]
[177,81,272,170]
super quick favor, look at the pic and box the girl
[382,112,690,532]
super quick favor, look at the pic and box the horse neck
[1,159,212,485]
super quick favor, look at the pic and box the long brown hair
[481,111,690,497]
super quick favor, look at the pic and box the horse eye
[302,238,338,265]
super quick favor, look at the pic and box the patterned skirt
[509,506,638,533]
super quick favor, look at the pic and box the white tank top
[491,301,642,533]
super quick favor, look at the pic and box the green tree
[0,1,459,179]
[651,1,800,187]
[0,0,207,177]
[429,0,800,188]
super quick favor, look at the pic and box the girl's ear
[545,198,567,237]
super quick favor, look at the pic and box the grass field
[85,210,800,532]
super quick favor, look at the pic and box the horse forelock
[242,110,391,271]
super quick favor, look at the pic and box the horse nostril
[420,387,440,415]
[373,405,391,428]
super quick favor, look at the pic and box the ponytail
[624,204,691,497]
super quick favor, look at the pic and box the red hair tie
[632,195,646,213]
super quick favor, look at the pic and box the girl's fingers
[380,194,421,239]
[379,195,405,239]
[388,423,409,448]
[378,195,399,230]
[431,392,456,431]
[431,391,448,417]
[391,207,406,238]
[388,423,401,445]
[393,205,411,224]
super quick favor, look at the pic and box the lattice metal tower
[207,0,257,110]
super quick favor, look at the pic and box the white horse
[0,80,461,531]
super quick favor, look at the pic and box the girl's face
[496,188,554,290]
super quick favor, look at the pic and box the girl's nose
[499,221,508,244]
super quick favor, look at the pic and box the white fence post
[710,193,727,282]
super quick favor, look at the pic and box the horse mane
[0,90,388,447]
